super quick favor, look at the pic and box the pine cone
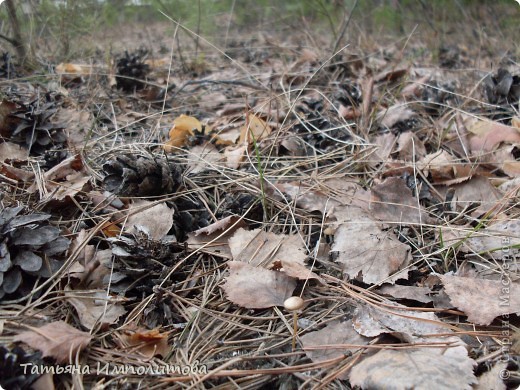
[116,49,150,92]
[102,154,182,197]
[483,68,520,105]
[107,232,183,295]
[1,92,67,156]
[0,345,43,389]
[0,206,70,299]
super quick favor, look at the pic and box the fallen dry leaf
[418,150,475,184]
[14,321,92,363]
[475,362,507,390]
[376,284,434,304]
[222,261,296,308]
[373,132,397,162]
[187,216,246,259]
[349,345,476,390]
[164,114,202,151]
[370,177,430,224]
[401,73,430,98]
[466,117,520,153]
[300,319,370,370]
[239,113,272,144]
[272,179,368,214]
[27,154,89,200]
[228,228,319,280]
[447,175,503,217]
[0,142,28,162]
[65,288,126,330]
[332,214,412,284]
[352,303,447,340]
[186,143,222,174]
[124,200,174,241]
[121,327,170,358]
[193,215,242,236]
[377,104,415,129]
[222,144,247,169]
[463,219,520,258]
[229,228,305,267]
[440,274,520,325]
[395,131,426,161]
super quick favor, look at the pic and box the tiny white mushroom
[284,296,304,351]
[284,296,304,311]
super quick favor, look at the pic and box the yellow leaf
[239,113,272,144]
[163,115,202,152]
[100,220,121,238]
[55,63,92,75]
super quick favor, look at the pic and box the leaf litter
[1,3,519,389]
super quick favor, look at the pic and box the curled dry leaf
[222,261,296,309]
[239,113,272,144]
[418,150,475,185]
[440,274,520,325]
[14,321,92,363]
[121,327,170,358]
[164,115,202,151]
[27,154,90,200]
[349,346,476,390]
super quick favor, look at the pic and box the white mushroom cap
[283,296,304,311]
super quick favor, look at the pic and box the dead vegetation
[0,1,520,389]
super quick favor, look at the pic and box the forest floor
[1,2,520,389]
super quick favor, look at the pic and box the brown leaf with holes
[222,261,296,308]
[14,321,92,363]
[440,274,520,325]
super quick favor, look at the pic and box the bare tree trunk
[5,0,34,68]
